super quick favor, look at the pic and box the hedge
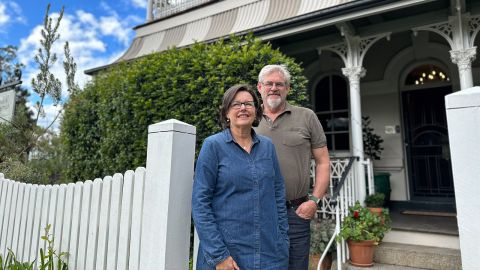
[61,34,308,181]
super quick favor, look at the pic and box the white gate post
[445,87,480,270]
[140,119,196,270]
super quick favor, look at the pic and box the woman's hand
[216,256,240,270]
[296,200,317,219]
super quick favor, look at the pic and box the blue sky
[0,0,147,129]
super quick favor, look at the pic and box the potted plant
[337,201,391,267]
[364,193,386,215]
[363,116,391,206]
[362,116,384,161]
[310,218,336,270]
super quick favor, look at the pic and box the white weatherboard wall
[445,87,480,270]
[0,119,196,270]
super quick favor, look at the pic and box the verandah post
[445,87,480,270]
[140,119,196,270]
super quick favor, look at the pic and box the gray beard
[267,98,282,109]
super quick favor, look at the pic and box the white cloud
[131,0,147,9]
[0,1,25,30]
[0,3,10,25]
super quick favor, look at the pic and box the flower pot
[309,253,333,270]
[368,207,383,216]
[347,240,376,267]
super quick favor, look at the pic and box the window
[315,75,350,151]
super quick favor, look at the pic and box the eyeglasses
[230,101,255,109]
[262,81,286,89]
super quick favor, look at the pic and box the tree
[61,34,309,181]
[0,4,77,184]
[31,3,63,121]
[0,45,34,162]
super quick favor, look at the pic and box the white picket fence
[0,119,197,270]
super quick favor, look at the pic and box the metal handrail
[330,156,357,201]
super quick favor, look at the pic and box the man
[255,64,330,270]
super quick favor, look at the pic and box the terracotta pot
[368,207,386,225]
[347,240,376,267]
[309,253,333,270]
[368,207,383,216]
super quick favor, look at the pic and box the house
[87,0,479,268]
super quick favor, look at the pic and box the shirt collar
[224,128,260,145]
[261,102,292,117]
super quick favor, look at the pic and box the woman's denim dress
[192,129,289,270]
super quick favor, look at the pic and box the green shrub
[0,224,68,270]
[310,218,336,254]
[61,34,308,181]
[337,201,391,242]
[364,193,385,208]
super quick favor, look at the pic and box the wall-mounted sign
[0,89,16,124]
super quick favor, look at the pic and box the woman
[192,84,289,270]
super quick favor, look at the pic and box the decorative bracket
[317,32,391,69]
[413,13,480,50]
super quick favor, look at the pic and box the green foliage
[310,218,336,254]
[362,116,384,160]
[0,157,39,183]
[0,249,35,270]
[364,193,385,208]
[61,34,308,181]
[38,224,68,270]
[63,42,80,97]
[0,45,35,164]
[0,45,23,82]
[0,4,76,185]
[31,3,64,112]
[0,224,68,270]
[28,131,66,184]
[337,201,391,242]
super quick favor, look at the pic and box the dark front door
[402,86,454,201]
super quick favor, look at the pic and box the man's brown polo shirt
[255,103,327,201]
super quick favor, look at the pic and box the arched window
[315,75,349,151]
[405,64,449,85]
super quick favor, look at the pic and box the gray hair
[258,64,291,85]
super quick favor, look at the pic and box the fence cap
[148,119,196,134]
[445,86,480,110]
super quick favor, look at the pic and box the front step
[373,242,462,270]
[331,242,462,270]
[340,262,424,270]
[383,229,460,249]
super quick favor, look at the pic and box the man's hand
[216,256,240,270]
[295,200,317,219]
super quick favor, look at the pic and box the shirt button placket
[250,157,260,270]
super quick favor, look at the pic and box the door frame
[400,85,454,202]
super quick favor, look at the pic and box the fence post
[445,86,480,270]
[140,119,196,270]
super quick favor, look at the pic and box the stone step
[329,242,461,270]
[339,262,425,270]
[373,242,462,270]
[383,229,460,249]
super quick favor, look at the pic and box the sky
[0,0,147,130]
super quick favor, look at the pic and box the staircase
[336,209,462,270]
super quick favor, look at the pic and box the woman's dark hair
[219,84,263,129]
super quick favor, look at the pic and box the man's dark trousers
[287,207,311,270]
